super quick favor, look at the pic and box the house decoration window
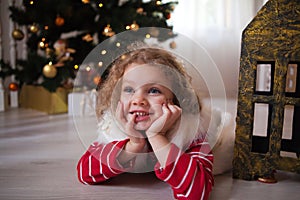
[285,63,299,97]
[281,105,300,158]
[252,103,271,153]
[255,62,274,94]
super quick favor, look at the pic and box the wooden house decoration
[233,0,300,181]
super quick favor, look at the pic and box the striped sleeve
[77,139,130,185]
[154,139,214,200]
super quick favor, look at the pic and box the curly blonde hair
[96,47,201,119]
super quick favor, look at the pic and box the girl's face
[120,63,174,131]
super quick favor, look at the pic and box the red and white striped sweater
[77,138,214,200]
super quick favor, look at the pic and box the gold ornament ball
[29,24,39,33]
[43,64,57,78]
[8,82,18,91]
[12,29,25,40]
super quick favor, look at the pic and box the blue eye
[123,86,134,93]
[149,87,161,94]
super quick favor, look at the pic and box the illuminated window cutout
[281,105,300,158]
[255,62,274,95]
[286,63,299,97]
[251,103,271,153]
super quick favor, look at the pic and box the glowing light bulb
[145,34,151,39]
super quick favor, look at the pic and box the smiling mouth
[129,111,149,116]
[129,111,150,123]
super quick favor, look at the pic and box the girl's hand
[146,103,182,138]
[116,101,146,153]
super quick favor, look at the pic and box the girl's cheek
[122,99,131,112]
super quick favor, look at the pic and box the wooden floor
[0,107,300,200]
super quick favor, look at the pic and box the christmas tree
[9,0,177,92]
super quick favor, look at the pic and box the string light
[39,41,45,48]
[74,65,79,70]
[29,0,34,5]
[145,34,151,39]
[125,22,139,31]
[98,62,103,67]
[102,24,115,37]
[116,42,121,47]
[156,1,162,5]
[101,50,107,55]
[130,21,139,31]
[99,3,103,7]
[86,66,91,72]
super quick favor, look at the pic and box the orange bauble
[55,16,65,26]
[9,82,18,91]
[93,75,101,85]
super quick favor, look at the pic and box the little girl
[77,47,214,200]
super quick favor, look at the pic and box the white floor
[0,107,300,200]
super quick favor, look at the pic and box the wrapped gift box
[20,85,69,114]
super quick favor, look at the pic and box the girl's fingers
[161,104,170,117]
[167,104,182,117]
[127,112,136,127]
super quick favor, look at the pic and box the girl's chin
[134,123,150,132]
[134,126,148,132]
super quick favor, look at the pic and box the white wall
[170,0,268,98]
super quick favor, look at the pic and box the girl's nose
[131,92,147,106]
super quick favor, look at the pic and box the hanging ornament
[165,12,171,20]
[8,82,18,91]
[53,39,67,57]
[43,62,57,78]
[169,41,177,49]
[102,24,115,37]
[29,24,39,33]
[12,29,24,40]
[55,15,65,26]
